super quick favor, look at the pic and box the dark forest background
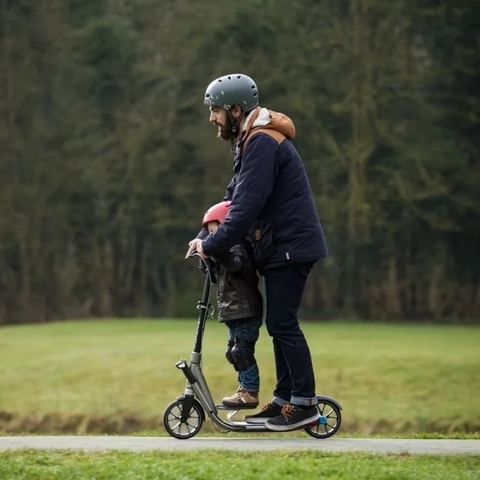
[0,0,478,324]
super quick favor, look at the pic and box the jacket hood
[242,107,296,141]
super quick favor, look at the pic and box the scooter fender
[316,395,343,411]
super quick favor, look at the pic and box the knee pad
[231,339,257,371]
[225,340,239,371]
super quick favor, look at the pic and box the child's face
[207,221,220,234]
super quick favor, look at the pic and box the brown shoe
[222,386,259,407]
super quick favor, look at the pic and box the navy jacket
[202,107,328,273]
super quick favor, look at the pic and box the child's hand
[196,242,209,258]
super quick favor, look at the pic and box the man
[186,73,328,431]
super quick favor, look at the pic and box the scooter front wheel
[163,398,204,439]
[304,399,342,439]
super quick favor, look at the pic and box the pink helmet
[202,201,231,228]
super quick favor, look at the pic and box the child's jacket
[212,239,263,323]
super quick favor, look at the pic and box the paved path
[0,437,479,455]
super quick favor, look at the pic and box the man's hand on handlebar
[185,238,209,259]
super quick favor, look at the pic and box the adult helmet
[202,201,231,228]
[204,74,259,112]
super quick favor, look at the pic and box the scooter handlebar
[188,252,217,284]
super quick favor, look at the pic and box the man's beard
[217,114,235,141]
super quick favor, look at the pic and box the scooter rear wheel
[163,398,204,439]
[304,399,342,439]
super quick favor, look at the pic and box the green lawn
[1,450,479,480]
[0,319,479,434]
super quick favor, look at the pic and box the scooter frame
[163,253,343,439]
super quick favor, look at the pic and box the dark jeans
[225,317,262,391]
[263,263,317,406]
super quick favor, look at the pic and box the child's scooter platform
[163,253,343,440]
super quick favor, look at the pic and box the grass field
[1,450,480,480]
[0,319,479,434]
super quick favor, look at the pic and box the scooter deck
[213,405,319,432]
[216,404,257,410]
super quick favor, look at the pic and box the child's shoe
[222,386,259,407]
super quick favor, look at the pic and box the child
[200,201,263,407]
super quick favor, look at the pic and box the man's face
[209,106,234,141]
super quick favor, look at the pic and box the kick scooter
[163,253,343,439]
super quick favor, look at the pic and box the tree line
[0,0,478,324]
